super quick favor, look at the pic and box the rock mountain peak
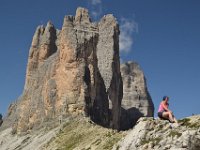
[1,7,153,133]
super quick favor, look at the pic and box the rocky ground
[0,117,126,150]
[0,115,199,150]
[114,115,200,150]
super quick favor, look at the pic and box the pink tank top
[158,103,164,112]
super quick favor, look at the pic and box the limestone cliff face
[120,61,154,130]
[1,8,154,133]
[3,7,123,133]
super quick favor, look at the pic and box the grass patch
[142,118,148,121]
[154,137,162,145]
[168,131,182,138]
[116,145,120,150]
[178,118,200,129]
[101,130,125,150]
[63,133,85,150]
[102,136,122,150]
[178,118,191,125]
[140,138,150,145]
[188,122,200,129]
[140,137,162,146]
[158,124,163,130]
[44,119,126,150]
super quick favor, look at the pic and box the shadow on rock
[120,107,144,130]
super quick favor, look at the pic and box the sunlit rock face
[2,7,123,133]
[1,8,155,133]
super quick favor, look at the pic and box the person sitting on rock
[157,96,178,123]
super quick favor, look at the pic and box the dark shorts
[158,111,167,120]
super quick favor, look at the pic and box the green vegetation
[168,131,182,138]
[158,124,163,130]
[142,118,148,121]
[140,137,162,146]
[140,138,150,145]
[178,118,200,129]
[178,118,191,125]
[63,133,85,149]
[102,136,123,150]
[44,118,126,150]
[116,145,120,150]
[154,137,162,145]
[188,122,200,129]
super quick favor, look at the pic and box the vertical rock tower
[120,61,154,130]
[4,7,123,133]
[1,8,155,133]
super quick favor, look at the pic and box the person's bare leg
[162,112,174,122]
[162,112,170,120]
[172,113,178,123]
[168,112,175,122]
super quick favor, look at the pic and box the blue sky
[0,0,200,119]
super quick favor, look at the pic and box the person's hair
[163,96,169,101]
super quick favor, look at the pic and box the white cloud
[119,18,138,52]
[91,7,102,19]
[91,0,101,5]
[88,0,102,20]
